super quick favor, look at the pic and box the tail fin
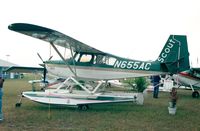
[156,35,190,73]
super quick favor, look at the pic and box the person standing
[0,76,4,121]
[152,75,161,98]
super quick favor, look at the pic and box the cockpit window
[79,54,92,62]
[74,52,116,66]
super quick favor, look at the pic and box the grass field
[0,76,200,131]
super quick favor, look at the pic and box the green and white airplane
[8,23,190,80]
[8,23,190,110]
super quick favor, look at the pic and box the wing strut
[50,42,77,77]
[69,44,77,76]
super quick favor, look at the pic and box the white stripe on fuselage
[46,64,162,80]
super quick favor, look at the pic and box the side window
[193,71,200,78]
[95,55,106,64]
[80,54,92,62]
[107,57,117,66]
[95,55,116,66]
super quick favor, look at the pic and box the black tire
[192,91,199,98]
[15,103,21,107]
[78,105,89,111]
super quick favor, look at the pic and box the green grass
[0,77,200,131]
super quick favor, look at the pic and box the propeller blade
[37,53,48,83]
[39,63,45,67]
[43,68,47,83]
[48,56,53,61]
[37,53,44,63]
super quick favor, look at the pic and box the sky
[0,0,200,67]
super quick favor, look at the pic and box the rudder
[157,35,190,73]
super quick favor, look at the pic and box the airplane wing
[8,23,105,54]
[5,66,44,73]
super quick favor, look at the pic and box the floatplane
[8,23,190,110]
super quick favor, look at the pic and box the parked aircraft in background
[8,23,190,110]
[5,66,44,75]
[173,68,200,98]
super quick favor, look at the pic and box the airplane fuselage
[46,55,163,80]
[173,71,200,89]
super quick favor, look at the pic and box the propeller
[37,53,44,63]
[37,53,53,83]
[48,55,53,61]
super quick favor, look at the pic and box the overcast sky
[0,0,200,67]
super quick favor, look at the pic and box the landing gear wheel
[107,83,111,88]
[15,103,21,107]
[192,91,199,98]
[78,105,89,111]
